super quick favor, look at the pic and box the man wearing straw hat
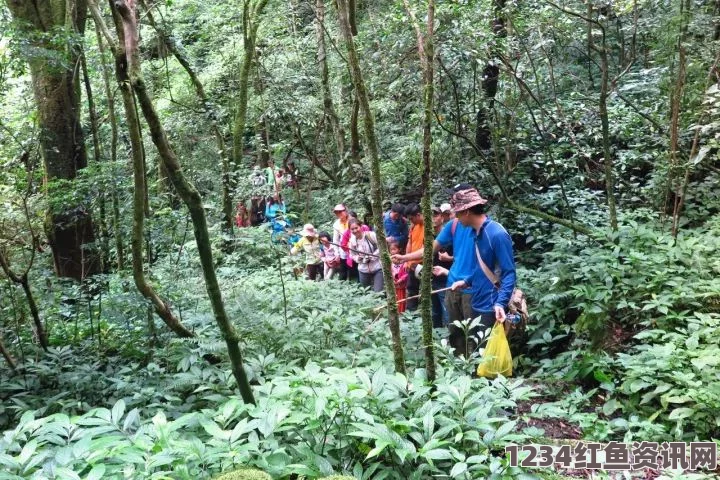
[447,188,516,357]
[291,223,324,281]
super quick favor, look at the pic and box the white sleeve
[332,221,341,245]
[349,237,360,262]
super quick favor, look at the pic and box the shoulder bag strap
[474,243,499,287]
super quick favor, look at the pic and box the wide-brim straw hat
[451,188,488,213]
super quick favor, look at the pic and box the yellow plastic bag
[476,323,513,378]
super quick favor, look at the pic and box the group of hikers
[288,183,517,357]
[235,159,296,227]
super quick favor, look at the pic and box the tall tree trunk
[402,0,437,382]
[316,0,346,174]
[350,93,362,163]
[6,0,100,281]
[232,0,270,182]
[95,22,126,270]
[664,0,689,228]
[671,49,720,237]
[475,0,505,152]
[105,0,256,404]
[336,0,406,376]
[91,1,195,339]
[140,0,235,234]
[598,29,618,230]
[586,2,594,85]
[81,52,110,272]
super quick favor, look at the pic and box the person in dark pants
[290,224,324,281]
[430,206,452,328]
[399,187,477,349]
[448,188,516,358]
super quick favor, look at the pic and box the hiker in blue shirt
[383,203,408,250]
[449,188,516,357]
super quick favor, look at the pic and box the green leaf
[422,449,453,461]
[111,400,125,426]
[18,440,37,465]
[450,462,468,477]
[602,399,620,416]
[123,408,139,432]
[668,408,694,420]
[86,464,106,480]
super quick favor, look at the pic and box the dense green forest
[1,0,720,477]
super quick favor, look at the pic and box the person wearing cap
[383,203,408,250]
[291,223,323,281]
[332,204,351,280]
[348,218,383,292]
[447,187,516,357]
[440,203,454,223]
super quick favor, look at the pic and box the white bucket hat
[301,224,317,237]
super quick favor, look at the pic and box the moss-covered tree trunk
[403,0,436,382]
[419,1,437,382]
[6,0,100,281]
[597,29,618,231]
[81,51,110,272]
[475,0,505,152]
[336,0,406,376]
[232,0,269,181]
[91,0,194,339]
[315,0,345,174]
[107,0,256,404]
[94,22,126,270]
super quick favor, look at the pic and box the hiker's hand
[391,254,404,264]
[494,305,506,323]
[386,236,395,244]
[438,251,452,262]
[432,266,448,277]
[451,280,466,291]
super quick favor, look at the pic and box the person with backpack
[348,218,383,292]
[383,203,408,250]
[448,187,516,356]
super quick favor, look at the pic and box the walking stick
[328,241,381,258]
[372,286,453,313]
